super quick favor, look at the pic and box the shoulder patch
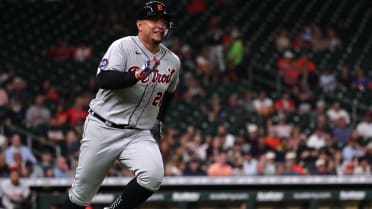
[99,58,109,69]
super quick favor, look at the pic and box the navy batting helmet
[138,1,172,29]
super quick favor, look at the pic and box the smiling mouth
[154,31,164,36]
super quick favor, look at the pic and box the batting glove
[135,58,160,80]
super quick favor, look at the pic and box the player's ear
[137,20,143,32]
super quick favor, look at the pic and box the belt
[89,110,137,129]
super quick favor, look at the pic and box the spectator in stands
[25,94,51,128]
[53,156,71,178]
[38,79,60,102]
[36,150,54,173]
[232,156,246,176]
[2,99,25,128]
[332,116,353,146]
[84,75,99,97]
[318,67,337,94]
[0,86,9,107]
[264,127,282,152]
[326,100,350,125]
[21,160,43,178]
[313,114,332,137]
[0,170,31,209]
[186,0,207,15]
[253,90,274,116]
[72,42,93,62]
[53,102,68,126]
[342,138,365,162]
[179,44,195,72]
[227,136,246,163]
[356,111,372,139]
[44,166,55,177]
[312,159,330,175]
[250,136,272,159]
[275,28,291,50]
[354,156,371,175]
[9,150,24,174]
[274,92,296,114]
[306,127,329,150]
[203,94,228,122]
[273,116,292,139]
[241,90,255,113]
[0,67,15,91]
[66,96,88,125]
[47,39,72,61]
[183,158,206,176]
[277,51,301,87]
[342,161,355,175]
[283,151,304,175]
[206,135,225,162]
[351,67,370,92]
[205,16,226,73]
[325,28,343,50]
[336,65,352,90]
[311,26,326,51]
[196,47,216,81]
[226,26,244,81]
[240,151,257,175]
[263,151,277,175]
[7,77,31,104]
[182,73,206,102]
[296,53,316,73]
[66,129,80,156]
[300,25,315,49]
[0,153,10,177]
[225,93,247,120]
[46,117,65,144]
[5,133,37,167]
[186,132,208,161]
[207,152,233,176]
[216,123,235,150]
[164,160,182,176]
[365,142,372,164]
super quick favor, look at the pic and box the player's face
[138,15,168,44]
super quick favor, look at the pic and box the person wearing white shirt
[1,170,31,209]
[307,128,328,150]
[356,112,372,139]
[326,100,350,125]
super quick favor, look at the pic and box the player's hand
[135,58,160,80]
[151,120,162,142]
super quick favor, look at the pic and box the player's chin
[152,34,164,44]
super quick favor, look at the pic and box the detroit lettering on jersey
[89,36,181,129]
[128,66,176,83]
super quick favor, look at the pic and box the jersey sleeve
[167,54,181,92]
[97,39,129,74]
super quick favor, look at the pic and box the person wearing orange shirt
[207,152,233,176]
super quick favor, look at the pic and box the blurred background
[0,0,371,209]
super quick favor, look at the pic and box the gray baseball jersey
[68,36,180,206]
[90,36,180,129]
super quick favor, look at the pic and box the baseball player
[62,1,180,209]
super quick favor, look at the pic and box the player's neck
[138,35,160,54]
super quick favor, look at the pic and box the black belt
[90,110,137,129]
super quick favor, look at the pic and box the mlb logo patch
[99,58,109,69]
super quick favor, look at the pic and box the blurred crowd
[0,0,371,190]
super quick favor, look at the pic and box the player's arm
[96,70,138,89]
[96,59,159,90]
[156,91,175,122]
[152,91,174,141]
